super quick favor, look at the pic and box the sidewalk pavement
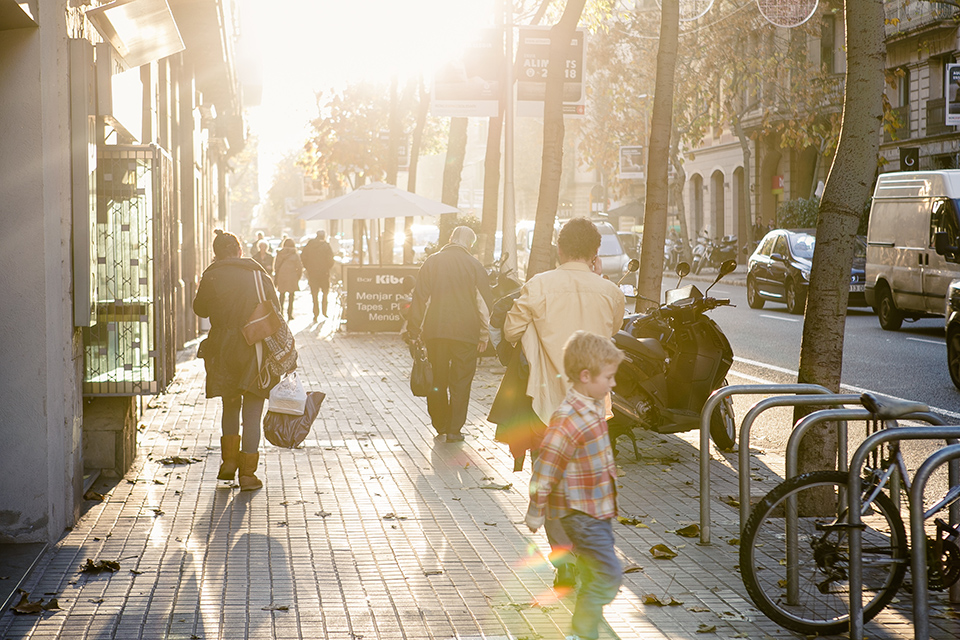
[1,290,956,640]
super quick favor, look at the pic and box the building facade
[0,0,252,543]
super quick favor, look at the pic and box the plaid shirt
[527,388,618,523]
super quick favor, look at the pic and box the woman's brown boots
[238,452,262,491]
[218,436,241,480]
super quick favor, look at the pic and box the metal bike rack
[738,394,861,533]
[846,423,960,640]
[699,384,831,545]
[909,444,960,640]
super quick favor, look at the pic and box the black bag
[263,391,326,448]
[409,339,433,397]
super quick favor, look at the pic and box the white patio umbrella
[294,182,459,220]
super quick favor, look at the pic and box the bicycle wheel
[739,471,908,635]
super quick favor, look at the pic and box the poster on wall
[946,63,960,126]
[344,265,420,333]
[516,26,586,117]
[619,145,645,180]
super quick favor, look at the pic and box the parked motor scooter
[608,259,738,458]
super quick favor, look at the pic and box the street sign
[516,26,586,118]
[619,145,645,180]
[432,29,503,118]
[899,147,919,171]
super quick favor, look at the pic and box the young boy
[525,330,624,640]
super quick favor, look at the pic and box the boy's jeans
[561,512,622,640]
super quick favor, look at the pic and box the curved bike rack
[699,383,831,545]
[738,394,861,533]
[845,425,960,640]
[909,444,960,640]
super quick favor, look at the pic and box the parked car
[746,229,867,314]
[618,231,641,260]
[946,279,960,390]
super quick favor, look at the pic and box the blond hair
[563,330,624,381]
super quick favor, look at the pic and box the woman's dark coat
[274,247,303,293]
[193,257,280,399]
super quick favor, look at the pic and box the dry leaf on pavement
[650,543,678,559]
[673,524,700,538]
[79,559,120,574]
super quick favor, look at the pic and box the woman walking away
[274,237,303,320]
[194,229,280,490]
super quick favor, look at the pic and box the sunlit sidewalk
[0,290,953,639]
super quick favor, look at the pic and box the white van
[865,170,960,330]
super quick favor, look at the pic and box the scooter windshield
[664,284,703,305]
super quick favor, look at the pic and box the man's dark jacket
[300,237,335,279]
[409,243,493,344]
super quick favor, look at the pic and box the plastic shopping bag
[263,392,325,448]
[268,372,307,415]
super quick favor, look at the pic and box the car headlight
[801,270,810,281]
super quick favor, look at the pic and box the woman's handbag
[242,271,282,345]
[268,372,307,415]
[409,338,433,397]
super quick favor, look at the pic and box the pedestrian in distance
[525,330,624,640]
[251,240,274,273]
[248,230,265,257]
[406,226,493,442]
[273,237,303,320]
[489,216,625,588]
[300,230,336,321]
[193,229,280,491]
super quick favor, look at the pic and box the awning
[0,0,36,31]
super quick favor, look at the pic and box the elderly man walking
[300,230,336,321]
[407,226,493,442]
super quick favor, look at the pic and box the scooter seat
[614,332,667,363]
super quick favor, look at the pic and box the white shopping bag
[268,372,307,415]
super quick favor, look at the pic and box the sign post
[946,63,960,127]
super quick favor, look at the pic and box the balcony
[884,0,960,40]
[926,98,952,137]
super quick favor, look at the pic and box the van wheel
[877,285,903,331]
[785,280,805,315]
[746,275,764,309]
[948,327,960,390]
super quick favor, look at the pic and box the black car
[746,229,867,314]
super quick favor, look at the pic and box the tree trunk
[382,76,400,264]
[527,0,587,279]
[440,116,469,244]
[405,76,430,264]
[480,112,503,265]
[669,135,690,265]
[795,0,885,477]
[635,0,679,311]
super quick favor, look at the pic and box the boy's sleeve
[525,417,576,524]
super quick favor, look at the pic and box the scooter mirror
[718,259,737,276]
[676,262,691,278]
[627,258,640,273]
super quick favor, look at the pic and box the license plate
[850,284,865,293]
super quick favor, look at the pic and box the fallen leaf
[79,559,120,573]
[650,544,678,559]
[727,538,740,546]
[479,483,512,491]
[623,565,644,574]
[83,490,104,501]
[315,511,331,518]
[157,456,200,465]
[10,590,58,615]
[423,570,443,576]
[642,593,683,606]
[261,604,289,611]
[617,516,648,528]
[674,524,700,538]
[483,522,497,526]
[382,513,407,521]
[696,624,717,633]
[687,606,711,613]
[721,496,739,508]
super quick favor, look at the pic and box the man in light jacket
[502,216,625,588]
[408,226,494,442]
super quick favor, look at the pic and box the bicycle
[739,393,960,635]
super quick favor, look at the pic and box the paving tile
[0,293,954,639]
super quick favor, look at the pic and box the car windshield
[788,233,816,259]
[599,232,623,256]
